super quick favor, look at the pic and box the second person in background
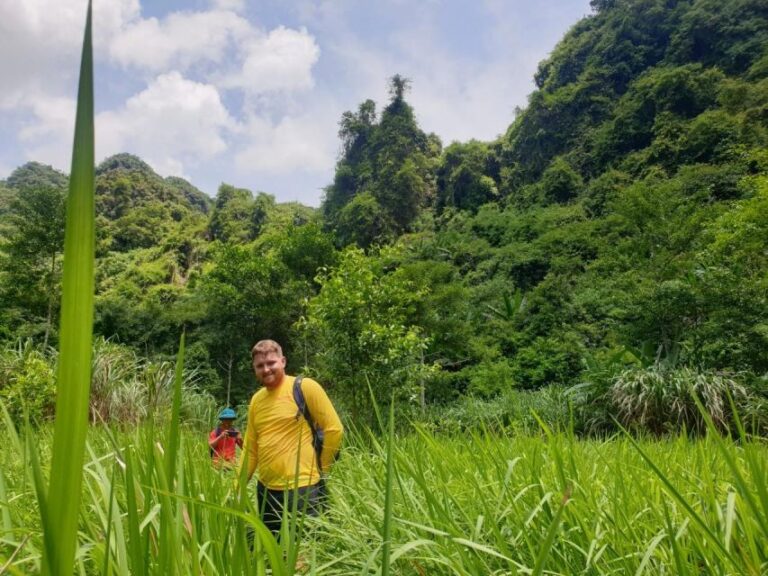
[209,407,243,466]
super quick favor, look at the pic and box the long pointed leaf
[42,2,95,574]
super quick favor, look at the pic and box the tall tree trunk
[226,354,233,406]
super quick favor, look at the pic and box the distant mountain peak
[96,153,156,177]
[6,161,68,190]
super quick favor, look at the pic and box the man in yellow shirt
[241,339,343,534]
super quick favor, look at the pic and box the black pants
[256,481,326,535]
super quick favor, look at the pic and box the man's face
[219,419,233,430]
[252,351,286,389]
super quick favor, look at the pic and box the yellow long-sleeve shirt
[242,374,343,490]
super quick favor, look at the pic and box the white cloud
[17,95,77,170]
[409,68,521,144]
[97,72,237,177]
[235,113,334,174]
[387,24,526,143]
[109,10,252,72]
[223,26,320,95]
[0,0,140,108]
[0,161,13,181]
[108,9,320,97]
[210,0,246,13]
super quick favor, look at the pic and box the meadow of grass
[0,416,766,575]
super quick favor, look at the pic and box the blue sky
[0,0,592,205]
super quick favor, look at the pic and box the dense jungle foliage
[1,0,766,433]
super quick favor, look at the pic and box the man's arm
[303,378,343,471]
[209,428,227,449]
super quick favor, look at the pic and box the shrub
[422,386,570,434]
[90,338,141,423]
[566,347,640,434]
[425,369,467,404]
[0,338,216,427]
[609,365,753,435]
[465,359,515,399]
[0,340,56,423]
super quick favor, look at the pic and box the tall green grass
[2,419,765,574]
[315,428,766,575]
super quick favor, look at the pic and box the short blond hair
[251,339,283,359]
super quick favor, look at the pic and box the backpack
[292,375,326,474]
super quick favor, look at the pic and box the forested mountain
[315,0,767,405]
[1,0,766,430]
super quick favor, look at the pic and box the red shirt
[209,429,241,463]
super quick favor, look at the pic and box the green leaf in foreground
[40,2,95,575]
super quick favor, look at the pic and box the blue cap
[218,407,237,420]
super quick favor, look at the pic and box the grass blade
[166,331,185,486]
[0,466,13,536]
[123,450,146,576]
[100,465,117,576]
[531,493,567,576]
[40,2,95,574]
[381,396,395,576]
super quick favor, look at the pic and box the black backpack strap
[293,375,325,474]
[292,375,307,421]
